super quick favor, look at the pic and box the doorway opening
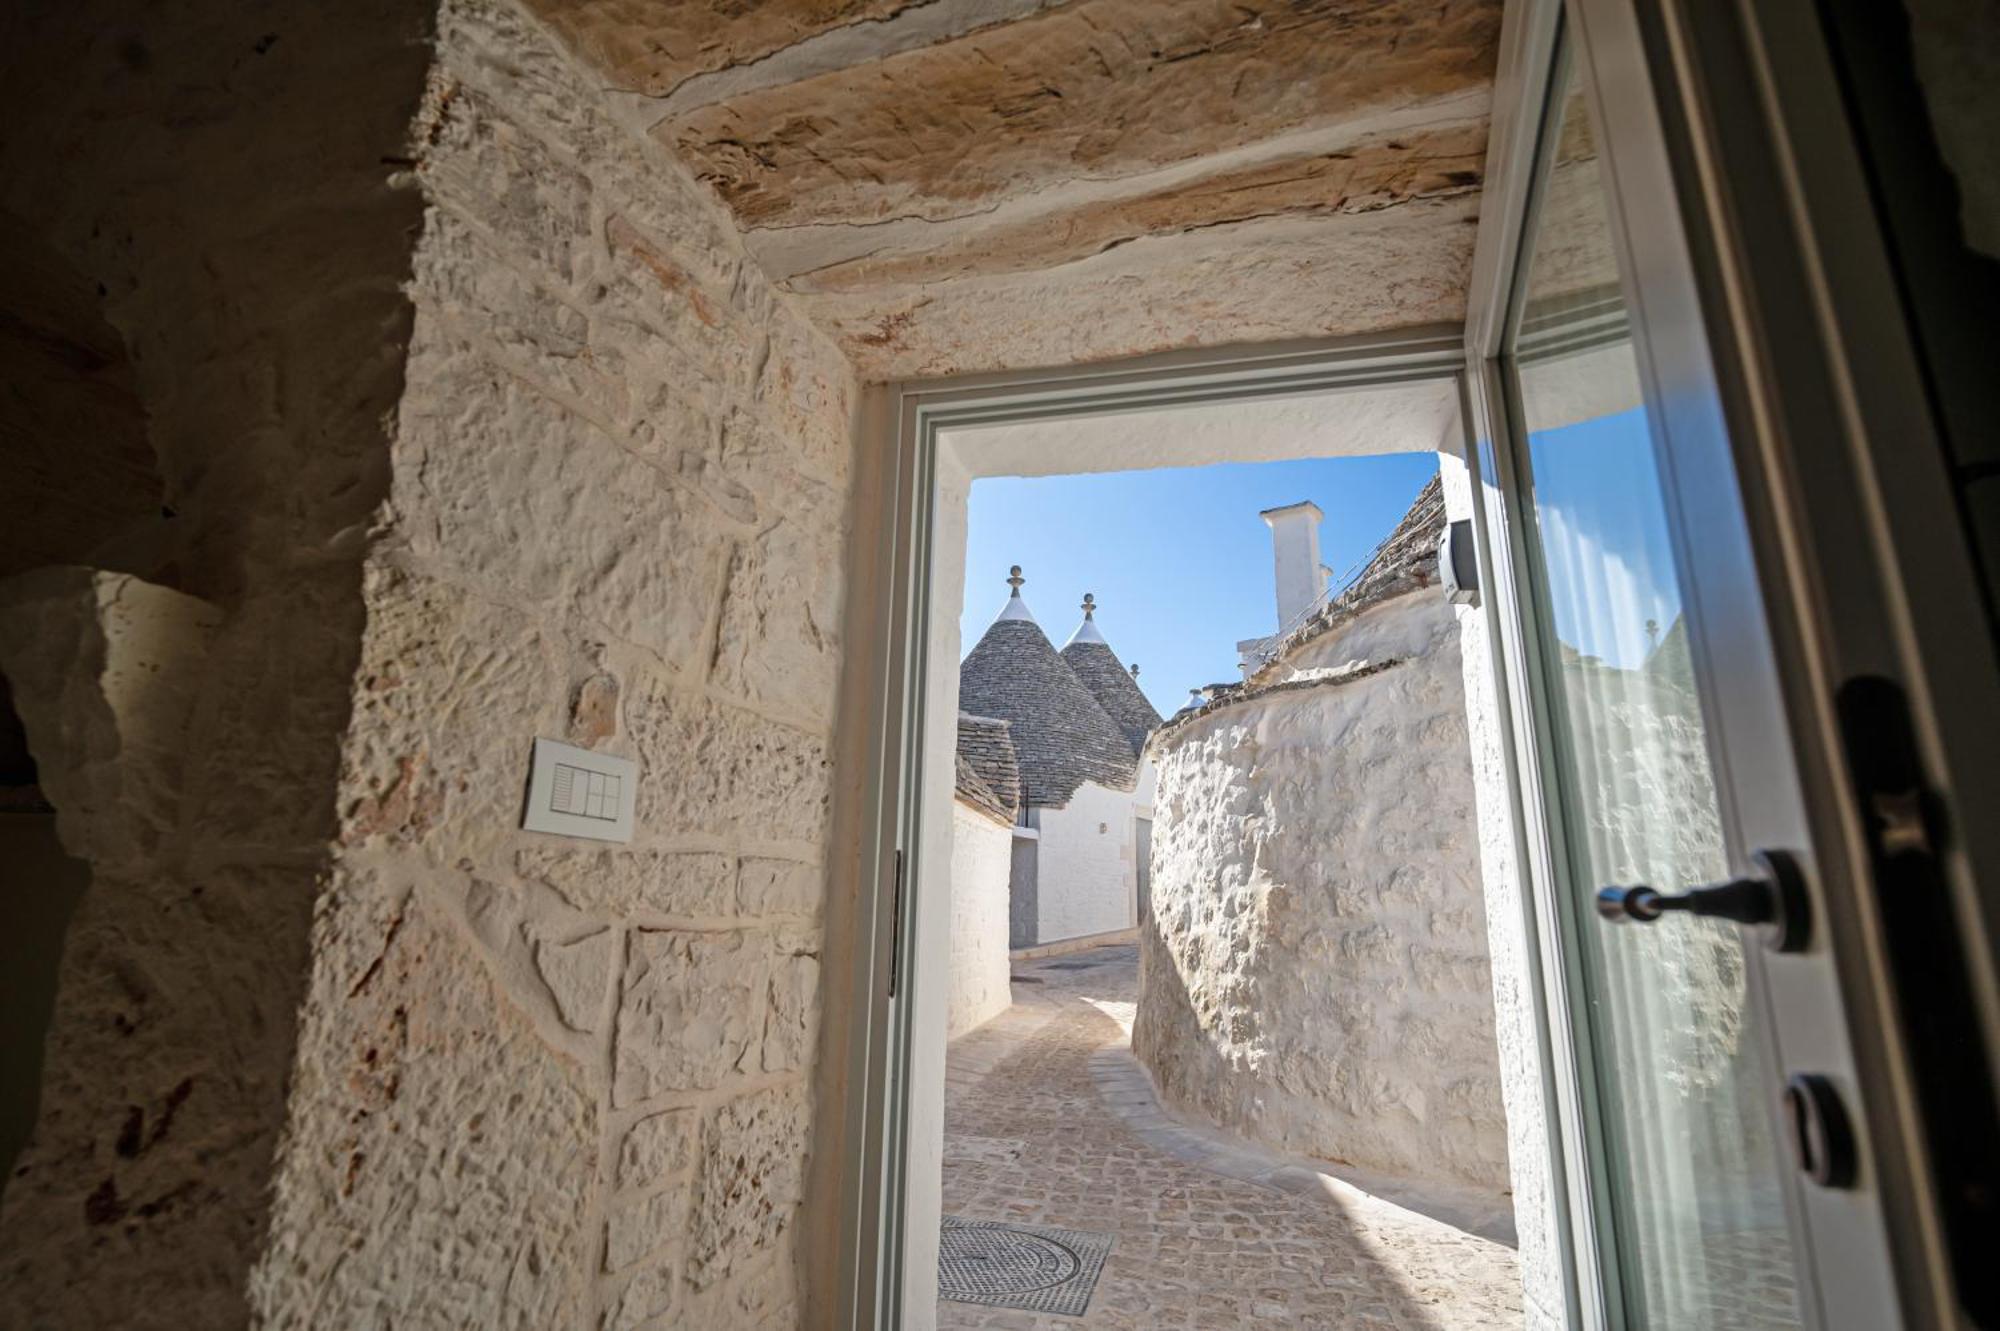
[835,333,1564,1329]
[942,449,1525,1330]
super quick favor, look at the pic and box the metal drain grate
[938,1216,1113,1317]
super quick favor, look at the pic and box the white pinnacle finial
[997,565,1035,623]
[1062,589,1107,647]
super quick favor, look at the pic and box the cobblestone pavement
[939,945,1522,1330]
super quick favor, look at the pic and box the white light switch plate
[522,738,636,843]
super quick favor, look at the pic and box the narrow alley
[938,946,1522,1329]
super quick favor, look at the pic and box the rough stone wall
[1135,593,1509,1191]
[247,2,855,1328]
[0,214,163,581]
[0,1,437,1323]
[947,801,1014,1041]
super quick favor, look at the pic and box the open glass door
[1479,8,1912,1328]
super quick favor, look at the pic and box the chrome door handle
[1595,848,1811,952]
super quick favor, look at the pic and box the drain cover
[938,1216,1113,1316]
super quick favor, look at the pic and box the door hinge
[887,848,905,999]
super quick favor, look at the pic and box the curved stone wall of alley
[1133,592,1510,1192]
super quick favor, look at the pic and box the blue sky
[957,406,1684,715]
[1527,406,1683,670]
[960,452,1441,715]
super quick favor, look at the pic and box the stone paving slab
[1085,1046,1520,1247]
[939,945,1522,1329]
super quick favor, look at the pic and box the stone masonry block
[617,1107,695,1192]
[517,848,734,920]
[419,80,595,287]
[601,1255,678,1331]
[339,564,560,852]
[712,517,843,725]
[415,208,627,421]
[625,681,830,844]
[604,1183,685,1273]
[613,930,765,1105]
[762,944,820,1076]
[437,0,632,185]
[250,885,596,1327]
[736,858,822,918]
[690,1083,809,1289]
[395,339,728,671]
[528,922,616,1033]
[602,214,745,364]
[751,315,854,486]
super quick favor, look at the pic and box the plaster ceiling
[527,0,1505,378]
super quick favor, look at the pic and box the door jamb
[1462,5,1612,1326]
[830,326,1551,1329]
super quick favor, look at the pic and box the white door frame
[826,327,1582,1329]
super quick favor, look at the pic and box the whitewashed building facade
[956,571,1162,953]
[946,716,1019,1039]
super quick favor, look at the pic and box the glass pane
[1511,58,1801,1329]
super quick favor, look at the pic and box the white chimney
[1261,501,1325,631]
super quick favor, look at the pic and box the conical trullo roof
[960,570,1139,807]
[1060,593,1162,756]
[955,713,1021,822]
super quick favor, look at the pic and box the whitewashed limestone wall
[1029,764,1154,945]
[247,3,856,1328]
[947,801,1014,1040]
[1136,593,1510,1191]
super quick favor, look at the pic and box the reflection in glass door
[1506,50,1799,1330]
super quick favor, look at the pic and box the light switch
[521,738,636,843]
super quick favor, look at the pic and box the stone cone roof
[954,754,1007,823]
[1339,472,1445,608]
[955,713,1021,823]
[960,618,1138,806]
[1060,639,1162,756]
